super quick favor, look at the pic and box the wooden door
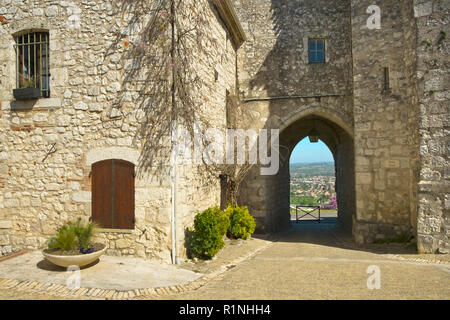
[92,159,135,229]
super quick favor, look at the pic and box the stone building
[0,0,448,261]
[0,0,242,262]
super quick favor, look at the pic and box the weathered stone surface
[415,0,450,253]
[72,191,91,203]
[0,221,12,229]
[115,238,131,249]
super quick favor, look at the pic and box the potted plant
[42,218,107,268]
[13,75,41,100]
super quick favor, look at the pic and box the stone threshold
[0,237,275,300]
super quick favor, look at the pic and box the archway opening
[238,113,355,239]
[275,114,355,236]
[289,138,338,226]
[241,114,356,237]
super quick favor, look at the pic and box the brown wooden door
[92,159,135,229]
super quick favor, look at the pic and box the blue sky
[290,138,334,164]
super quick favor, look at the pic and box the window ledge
[2,97,62,111]
[97,228,134,234]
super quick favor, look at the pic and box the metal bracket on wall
[42,143,57,163]
[382,67,392,94]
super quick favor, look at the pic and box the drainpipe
[170,0,180,265]
[171,126,178,265]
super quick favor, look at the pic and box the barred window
[14,32,50,98]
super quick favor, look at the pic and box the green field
[290,195,329,206]
[290,162,334,177]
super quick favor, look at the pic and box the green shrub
[48,218,97,253]
[48,224,78,252]
[70,218,96,250]
[190,206,230,259]
[225,205,256,240]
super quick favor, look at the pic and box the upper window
[308,38,325,64]
[14,32,50,97]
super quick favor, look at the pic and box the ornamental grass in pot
[42,218,106,268]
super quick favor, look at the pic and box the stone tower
[231,0,449,253]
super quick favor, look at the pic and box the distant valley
[290,162,336,208]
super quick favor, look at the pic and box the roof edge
[211,0,246,48]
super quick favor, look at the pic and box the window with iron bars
[14,32,50,98]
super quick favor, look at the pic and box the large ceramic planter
[42,244,107,268]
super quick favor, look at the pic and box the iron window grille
[308,38,325,64]
[14,32,50,98]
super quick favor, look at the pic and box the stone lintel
[85,147,140,167]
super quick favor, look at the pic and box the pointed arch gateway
[239,111,355,236]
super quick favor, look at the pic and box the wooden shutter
[91,159,135,229]
[92,160,113,228]
[112,160,135,229]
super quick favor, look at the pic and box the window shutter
[112,160,135,229]
[92,160,113,228]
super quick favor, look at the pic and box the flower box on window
[13,87,41,100]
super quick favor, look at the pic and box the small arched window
[14,32,50,97]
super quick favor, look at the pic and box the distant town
[290,162,336,208]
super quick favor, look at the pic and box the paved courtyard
[0,251,201,291]
[1,219,449,300]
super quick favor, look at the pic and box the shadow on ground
[36,259,100,272]
[266,217,419,256]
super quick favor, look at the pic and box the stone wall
[232,0,444,249]
[173,0,238,260]
[415,0,449,253]
[231,0,355,233]
[350,0,420,244]
[0,0,237,261]
[232,0,353,100]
